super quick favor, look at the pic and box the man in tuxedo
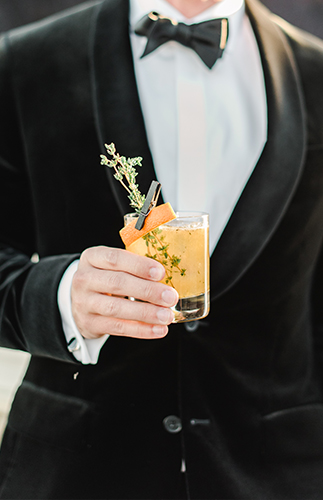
[1,0,323,498]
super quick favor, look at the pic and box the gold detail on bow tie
[148,11,178,26]
[220,18,228,50]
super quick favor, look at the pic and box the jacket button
[163,415,182,434]
[185,321,199,332]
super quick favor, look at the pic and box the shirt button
[163,415,182,434]
[185,321,199,332]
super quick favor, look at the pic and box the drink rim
[124,211,209,232]
[124,211,209,218]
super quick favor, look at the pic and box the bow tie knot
[134,12,229,69]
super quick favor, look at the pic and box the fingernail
[149,266,164,281]
[157,308,174,324]
[152,325,168,338]
[162,288,178,306]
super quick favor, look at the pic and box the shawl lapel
[90,0,307,301]
[210,0,307,299]
[90,0,157,216]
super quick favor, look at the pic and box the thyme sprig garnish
[100,143,145,213]
[143,228,186,286]
[101,143,186,287]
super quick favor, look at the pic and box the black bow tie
[134,12,229,69]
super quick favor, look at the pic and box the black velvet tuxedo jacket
[1,0,323,498]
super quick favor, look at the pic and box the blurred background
[1,0,323,440]
[1,0,323,38]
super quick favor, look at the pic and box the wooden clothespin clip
[135,180,161,230]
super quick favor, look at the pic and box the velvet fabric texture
[1,0,323,498]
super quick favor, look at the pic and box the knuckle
[104,297,118,318]
[138,304,151,323]
[141,281,155,301]
[131,257,144,276]
[106,272,123,294]
[72,270,86,290]
[87,293,100,314]
[134,323,148,339]
[104,247,119,268]
[111,319,125,334]
[71,295,85,316]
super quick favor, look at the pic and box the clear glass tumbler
[124,211,210,323]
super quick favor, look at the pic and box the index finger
[81,246,166,282]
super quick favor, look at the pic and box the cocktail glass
[124,211,210,323]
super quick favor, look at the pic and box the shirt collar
[130,0,245,52]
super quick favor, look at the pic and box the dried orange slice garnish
[120,202,176,248]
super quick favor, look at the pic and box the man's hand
[71,246,178,340]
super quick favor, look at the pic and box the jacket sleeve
[0,33,79,363]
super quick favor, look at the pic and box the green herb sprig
[100,143,145,213]
[143,228,186,286]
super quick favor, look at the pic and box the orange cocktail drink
[124,212,210,323]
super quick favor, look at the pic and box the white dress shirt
[58,0,267,364]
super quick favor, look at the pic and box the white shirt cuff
[57,259,109,364]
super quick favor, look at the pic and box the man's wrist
[57,259,109,364]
